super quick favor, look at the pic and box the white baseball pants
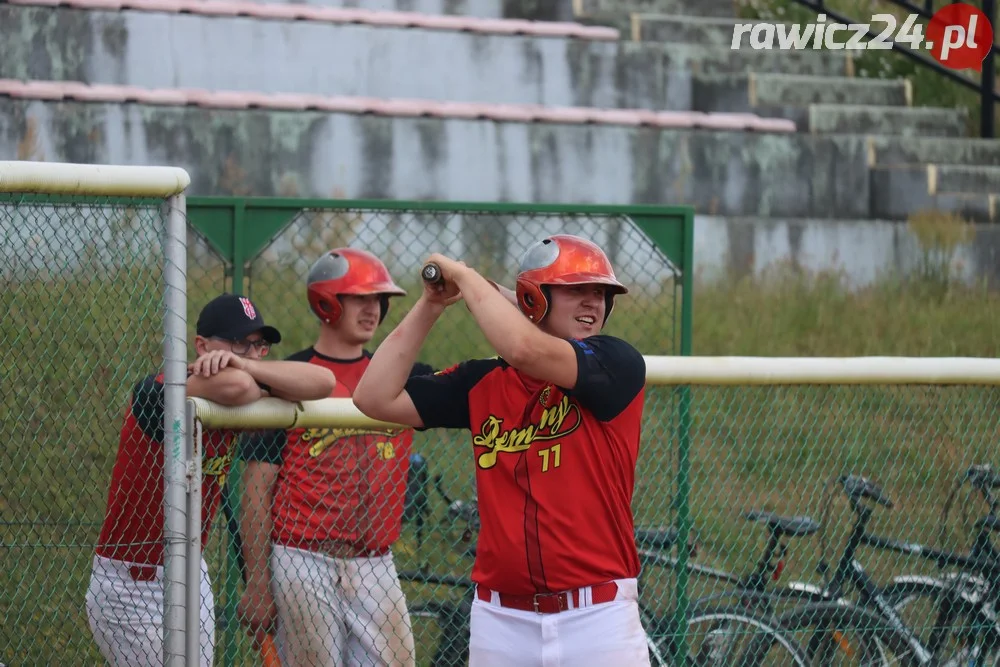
[85,554,215,667]
[469,578,650,667]
[270,544,415,667]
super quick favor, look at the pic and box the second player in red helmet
[307,247,407,326]
[354,234,650,667]
[239,247,435,667]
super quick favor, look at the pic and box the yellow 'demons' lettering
[301,427,401,458]
[203,449,235,487]
[474,396,580,469]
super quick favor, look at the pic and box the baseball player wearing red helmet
[238,248,435,667]
[86,293,336,667]
[353,235,650,667]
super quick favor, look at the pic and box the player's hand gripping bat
[422,261,517,307]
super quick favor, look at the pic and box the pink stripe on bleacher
[65,0,122,8]
[0,80,30,97]
[17,81,70,100]
[0,79,798,133]
[133,88,192,105]
[62,82,131,102]
[4,0,621,41]
[425,101,494,120]
[482,103,541,123]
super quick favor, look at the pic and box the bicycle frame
[638,510,826,612]
[868,520,1000,661]
[821,500,935,664]
[819,488,1000,665]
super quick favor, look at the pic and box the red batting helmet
[515,234,628,325]
[307,248,406,325]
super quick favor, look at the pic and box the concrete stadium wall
[0,6,678,112]
[2,99,996,288]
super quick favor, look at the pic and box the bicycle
[763,471,1000,666]
[397,457,812,666]
[872,464,1000,665]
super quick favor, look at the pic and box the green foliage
[693,263,999,357]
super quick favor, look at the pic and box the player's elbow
[214,371,261,406]
[352,384,402,423]
[316,367,337,397]
[292,366,337,400]
[352,391,382,420]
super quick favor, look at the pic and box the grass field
[3,219,1000,664]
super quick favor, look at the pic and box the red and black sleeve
[565,336,645,422]
[404,358,500,430]
[131,373,166,442]
[409,361,437,377]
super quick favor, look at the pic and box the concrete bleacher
[1,0,998,269]
[0,79,796,131]
[2,0,808,112]
[9,79,991,226]
[3,0,608,36]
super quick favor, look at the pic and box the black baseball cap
[196,293,282,344]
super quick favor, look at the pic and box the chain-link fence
[201,202,1000,666]
[640,383,1000,665]
[8,190,999,666]
[195,202,690,666]
[0,189,232,665]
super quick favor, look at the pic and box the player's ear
[194,335,209,356]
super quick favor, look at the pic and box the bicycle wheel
[773,600,922,666]
[407,599,471,667]
[646,605,811,666]
[882,576,1000,666]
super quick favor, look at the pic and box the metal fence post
[220,199,247,667]
[672,212,695,657]
[187,401,204,664]
[163,193,190,665]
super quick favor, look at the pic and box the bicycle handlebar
[965,464,1000,514]
[840,474,894,508]
[965,464,1000,491]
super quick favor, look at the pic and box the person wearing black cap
[86,293,336,667]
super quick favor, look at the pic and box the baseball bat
[260,633,281,667]
[421,262,443,285]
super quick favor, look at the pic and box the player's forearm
[355,297,440,407]
[187,368,262,406]
[456,268,540,366]
[491,281,518,308]
[240,470,276,592]
[243,360,336,401]
[241,526,273,593]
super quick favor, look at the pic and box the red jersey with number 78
[240,348,434,552]
[405,335,645,595]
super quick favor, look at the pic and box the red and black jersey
[95,373,236,565]
[241,348,434,552]
[404,335,646,595]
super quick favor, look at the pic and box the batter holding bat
[353,235,650,667]
[86,293,336,667]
